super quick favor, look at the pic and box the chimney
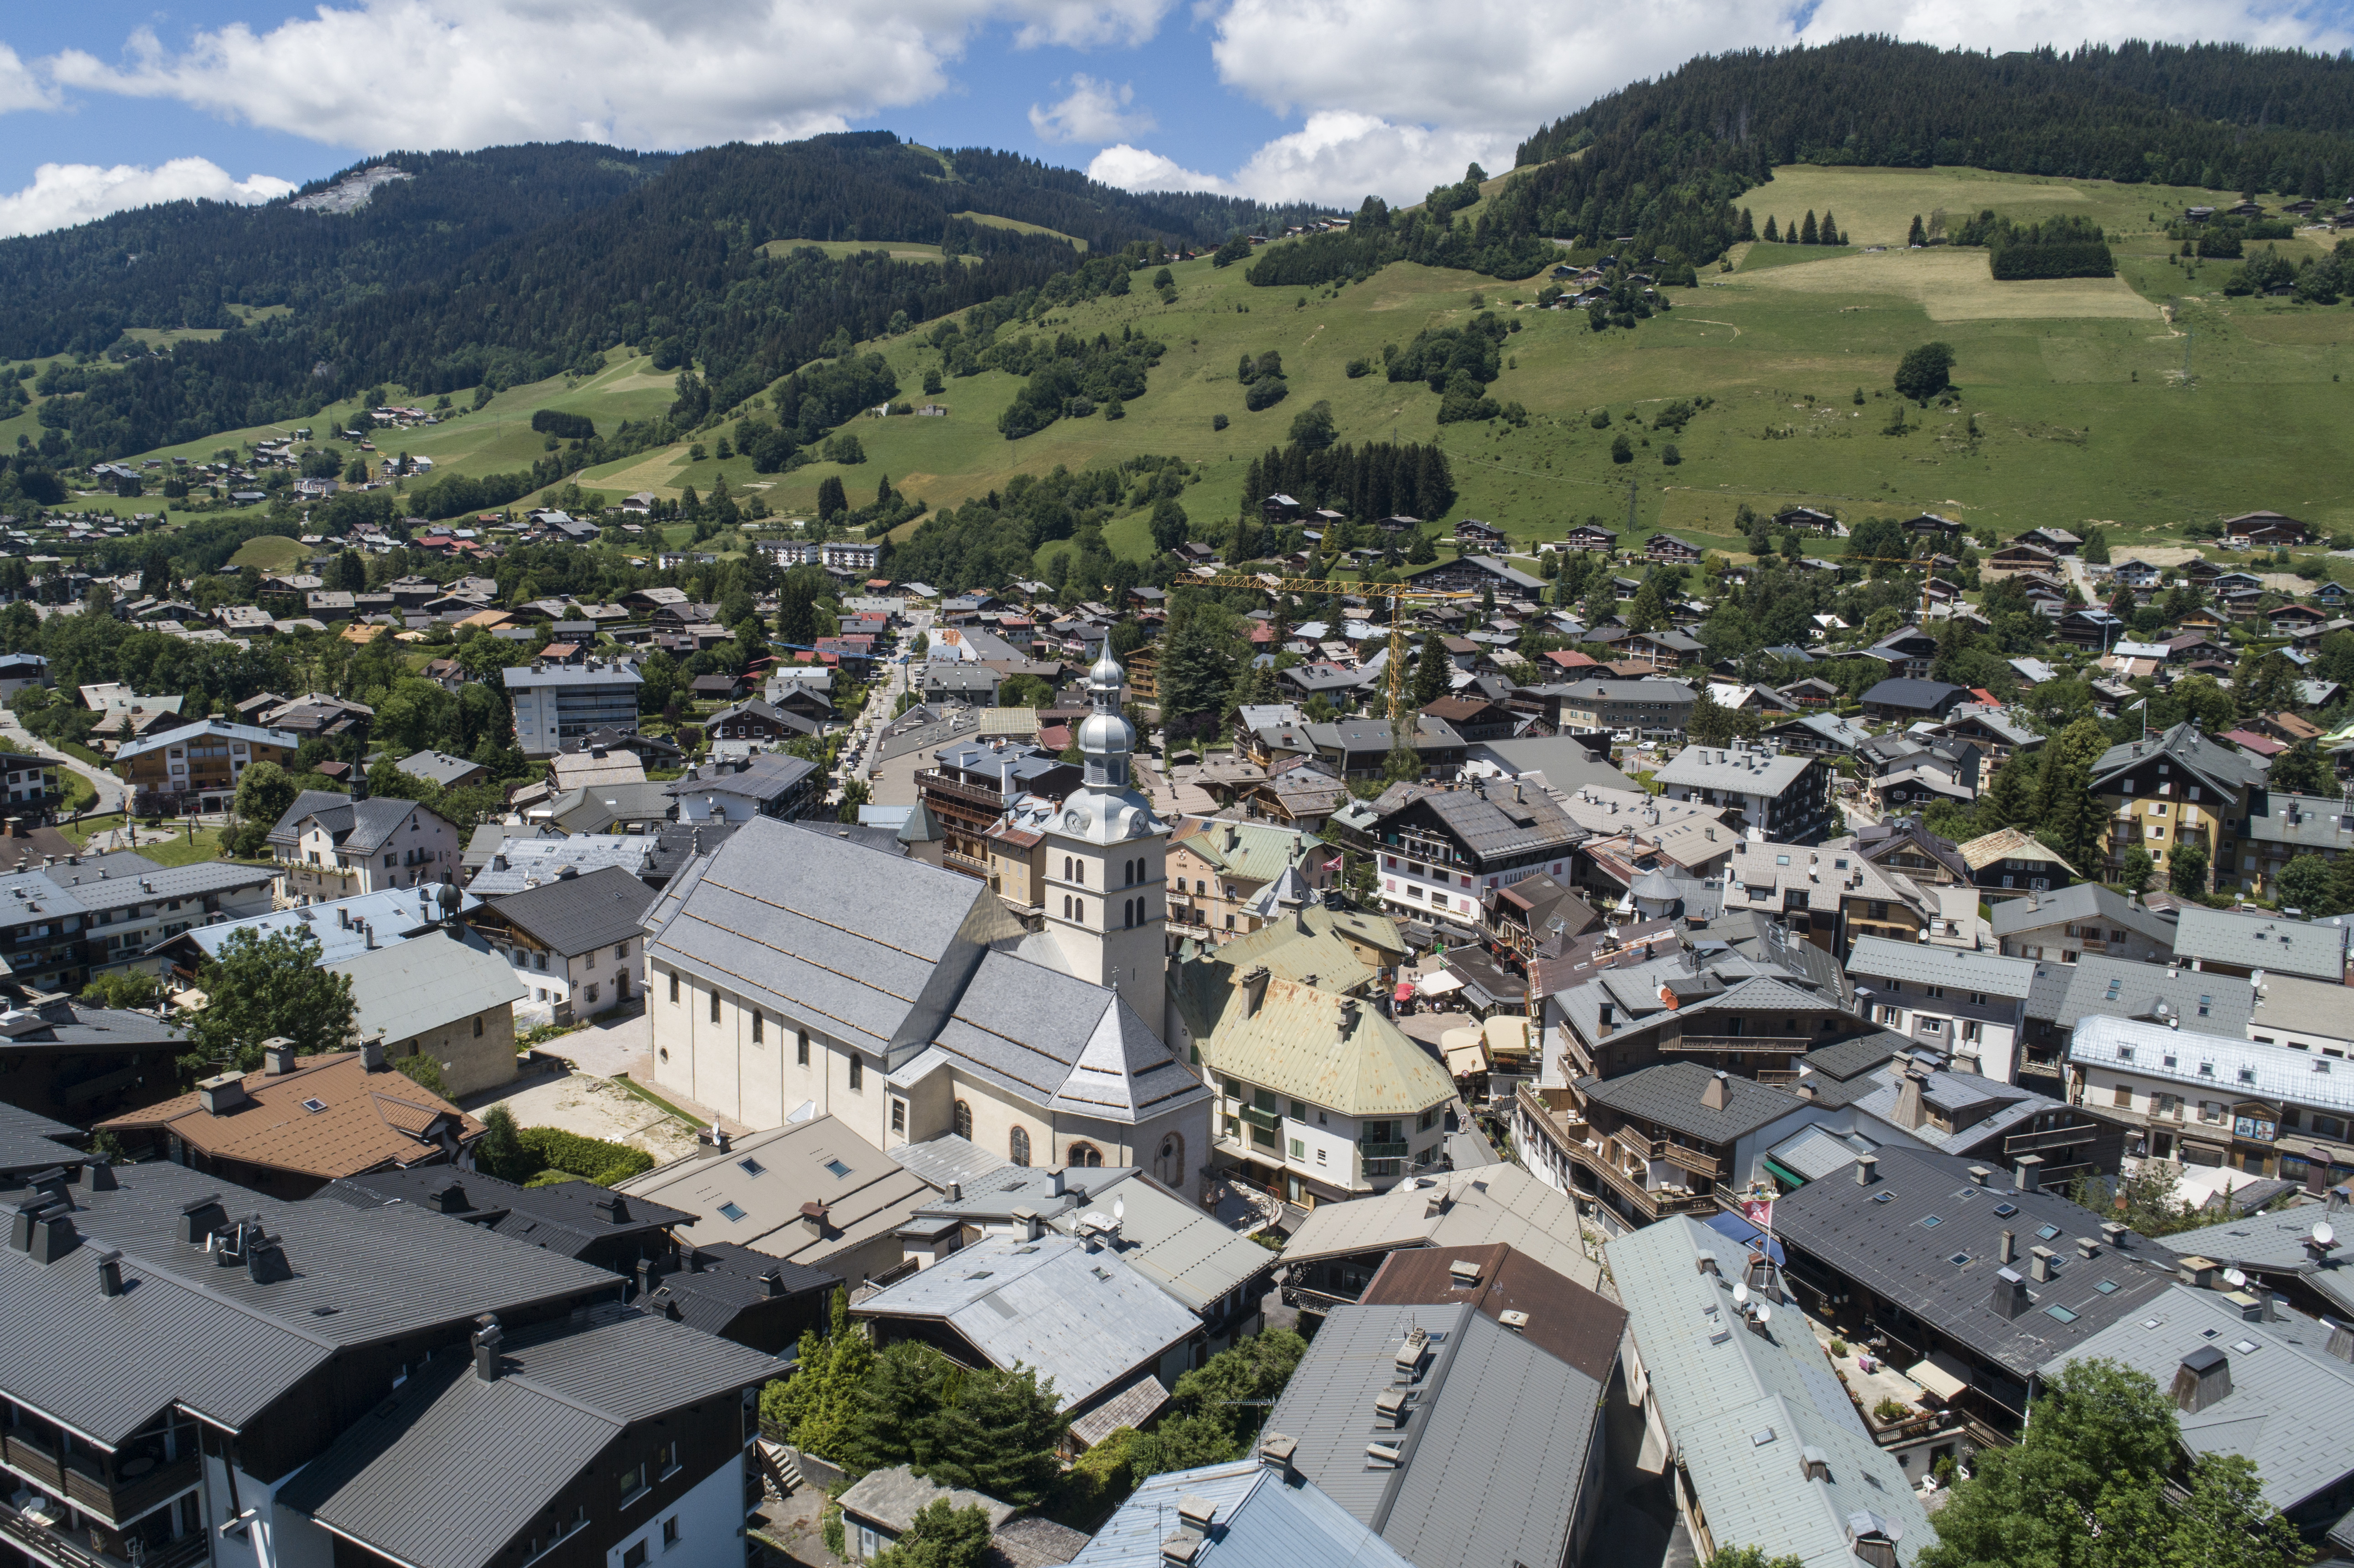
[592,1193,631,1224]
[2014,1154,2043,1192]
[1241,966,1271,1017]
[197,1072,249,1115]
[1012,1206,1044,1242]
[473,1314,504,1381]
[2178,1255,2219,1290]
[1702,1071,1730,1111]
[1854,1154,1878,1187]
[1799,1446,1831,1482]
[360,1039,387,1071]
[2075,1236,2100,1260]
[2028,1245,2056,1283]
[947,1181,963,1202]
[1337,998,1361,1037]
[1893,1073,1928,1131]
[1966,1165,1990,1187]
[1696,1251,1721,1276]
[681,1243,701,1274]
[25,1205,78,1265]
[96,1249,125,1296]
[338,905,352,929]
[262,1038,296,1076]
[1258,1433,1297,1480]
[1177,1496,1218,1533]
[760,1267,786,1298]
[1449,1256,1484,1288]
[1991,1267,2030,1319]
[2324,1317,2354,1364]
[1597,1001,1615,1035]
[2171,1347,2231,1413]
[636,1258,655,1298]
[179,1194,227,1244]
[246,1233,290,1283]
[433,1179,469,1214]
[2101,1221,2130,1251]
[2000,1230,2016,1265]
[800,1201,830,1236]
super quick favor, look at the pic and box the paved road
[828,607,925,806]
[0,711,124,817]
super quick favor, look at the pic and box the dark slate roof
[278,1312,783,1568]
[2090,721,2267,798]
[1796,1030,1910,1084]
[638,1241,840,1338]
[266,789,441,853]
[1391,781,1581,862]
[485,865,658,956]
[1576,1062,1806,1142]
[1768,1142,2176,1387]
[1859,678,1965,710]
[0,1101,84,1173]
[1356,1242,1624,1383]
[323,1166,693,1257]
[0,1158,620,1445]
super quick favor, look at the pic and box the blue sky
[3,0,2351,237]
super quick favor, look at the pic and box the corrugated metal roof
[852,1235,1198,1411]
[2069,1014,2354,1111]
[1046,1173,1272,1313]
[1577,1062,1807,1143]
[280,1313,778,1568]
[2045,1283,2354,1514]
[328,930,529,1048]
[1067,1459,1418,1568]
[1276,1167,1601,1291]
[485,865,656,956]
[1180,972,1454,1119]
[1607,1217,1929,1568]
[1769,1122,1878,1183]
[619,1116,933,1268]
[1845,935,2036,999]
[2172,907,2348,983]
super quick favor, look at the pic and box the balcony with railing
[0,1437,200,1532]
[2002,1122,2101,1156]
[0,1505,208,1568]
[1513,1084,1718,1219]
[913,770,1007,812]
[1660,1027,1808,1056]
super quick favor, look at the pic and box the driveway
[462,1064,704,1166]
[0,711,124,817]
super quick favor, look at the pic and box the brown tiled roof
[1357,1242,1625,1383]
[100,1052,483,1180]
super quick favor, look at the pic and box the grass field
[73,162,2354,567]
[227,535,312,571]
[952,212,1089,251]
[759,239,976,264]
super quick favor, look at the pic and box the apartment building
[1650,740,1833,844]
[1363,779,1581,929]
[504,659,644,757]
[2067,1012,2354,1182]
[1990,883,2177,966]
[113,721,301,815]
[266,791,463,899]
[2090,722,2265,893]
[1845,935,2036,1083]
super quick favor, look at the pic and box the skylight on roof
[1751,1428,1777,1447]
[717,1202,747,1221]
[2095,1280,2120,1294]
[1872,1191,1895,1204]
[301,1098,327,1113]
[1949,1253,1970,1266]
[1919,1215,1944,1229]
[825,1159,852,1178]
[1993,1203,2019,1218]
[738,1158,766,1176]
[2233,1340,2260,1355]
[2045,1304,2079,1324]
[2036,1224,2062,1241]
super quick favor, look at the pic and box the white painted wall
[606,1449,746,1568]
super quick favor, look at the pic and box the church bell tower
[1041,649,1169,1032]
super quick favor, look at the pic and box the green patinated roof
[1175,960,1454,1118]
[1170,817,1329,883]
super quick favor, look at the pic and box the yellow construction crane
[1196,572,1478,728]
[1836,554,1958,623]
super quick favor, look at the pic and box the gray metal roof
[1607,1218,1928,1567]
[1068,1458,1419,1568]
[1045,1173,1273,1313]
[327,929,529,1045]
[1264,1299,1602,1568]
[852,1234,1199,1411]
[0,1101,84,1173]
[279,1312,780,1568]
[1769,1143,2176,1387]
[1845,935,2036,999]
[327,1166,694,1257]
[619,1116,934,1270]
[2043,1283,2354,1514]
[0,1157,619,1446]
[500,662,643,688]
[1989,883,2177,947]
[1460,737,1637,795]
[267,790,444,854]
[1652,743,1819,798]
[1277,1167,1601,1290]
[484,865,656,955]
[465,833,656,894]
[2068,1015,2354,1113]
[2172,907,2348,983]
[160,886,484,966]
[1859,678,1964,710]
[397,750,484,789]
[2035,956,2254,1034]
[1769,1122,1880,1183]
[888,1132,1013,1192]
[2091,721,2266,799]
[1577,1062,1807,1142]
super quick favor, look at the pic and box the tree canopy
[183,926,357,1077]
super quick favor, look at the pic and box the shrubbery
[530,409,596,440]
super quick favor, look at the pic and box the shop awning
[1444,1040,1490,1077]
[1416,971,1464,996]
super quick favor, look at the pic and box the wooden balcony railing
[2002,1123,2099,1156]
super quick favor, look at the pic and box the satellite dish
[1733,1281,1751,1306]
[1113,1197,1125,1223]
[2224,1267,2247,1288]
[1754,1303,1772,1326]
[2318,1221,2337,1247]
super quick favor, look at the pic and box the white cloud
[0,44,59,113]
[44,0,1185,154]
[1030,74,1153,143]
[0,158,297,238]
[1226,113,1506,204]
[1087,143,1232,192]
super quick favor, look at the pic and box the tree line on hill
[1519,39,2354,199]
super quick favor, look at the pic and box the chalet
[1906,512,1964,540]
[1419,695,1517,742]
[1626,628,1703,669]
[2271,602,2329,635]
[1985,543,2059,577]
[1364,779,1582,929]
[1860,625,1938,681]
[1645,532,1703,564]
[702,699,819,744]
[2110,559,2163,588]
[1859,678,1967,724]
[1772,505,1839,534]
[2016,526,2082,555]
[1453,519,1507,546]
[2224,510,2310,545]
[2056,608,2126,650]
[1262,493,1303,520]
[1559,523,1618,552]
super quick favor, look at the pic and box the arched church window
[1010,1125,1032,1167]
[1155,1132,1185,1187]
[1069,1142,1103,1168]
[1076,898,1085,923]
[1063,895,1072,919]
[954,1100,972,1140]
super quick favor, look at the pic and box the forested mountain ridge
[12,134,1331,466]
[1517,38,2354,195]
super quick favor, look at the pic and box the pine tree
[1737,208,1756,241]
[1799,210,1819,245]
[1820,209,1839,244]
[1413,635,1446,703]
[1976,754,2033,831]
[1628,577,1668,632]
[1908,214,1928,247]
[1763,215,1779,243]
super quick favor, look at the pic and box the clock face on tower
[1064,810,1087,831]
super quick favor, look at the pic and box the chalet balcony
[1660,1030,1806,1055]
[1357,1140,1408,1160]
[0,1506,208,1568]
[1241,1105,1282,1132]
[912,770,1007,812]
[0,1436,201,1530]
[2002,1123,2100,1156]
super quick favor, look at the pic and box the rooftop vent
[2172,1346,2231,1413]
[592,1193,631,1225]
[1374,1387,1411,1425]
[1966,1165,1991,1188]
[96,1248,125,1297]
[1365,1441,1404,1467]
[1498,1308,1531,1332]
[1800,1445,1831,1482]
[2015,1154,2043,1192]
[1991,1267,2029,1319]
[473,1314,504,1382]
[1395,1326,1431,1378]
[1177,1497,1218,1533]
[2100,1221,2130,1251]
[2178,1255,2219,1290]
[2323,1316,2354,1364]
[1855,1155,1879,1187]
[2028,1245,2057,1283]
[179,1194,227,1244]
[1448,1257,1483,1288]
[1258,1433,1298,1479]
[197,1072,249,1115]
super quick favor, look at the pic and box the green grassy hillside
[87,164,2354,568]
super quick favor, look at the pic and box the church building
[639,651,1209,1187]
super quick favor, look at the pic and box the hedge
[517,1125,654,1186]
[1990,242,2115,280]
[530,409,597,440]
